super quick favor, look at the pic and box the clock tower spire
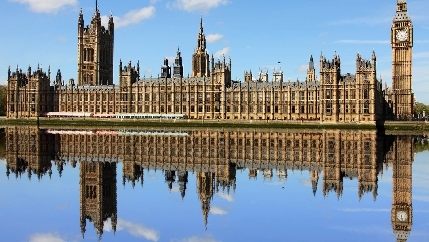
[391,0,413,120]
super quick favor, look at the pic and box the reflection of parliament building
[6,1,414,122]
[4,126,414,240]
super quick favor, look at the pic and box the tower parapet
[119,60,140,87]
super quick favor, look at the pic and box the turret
[108,12,114,32]
[173,47,183,78]
[161,58,171,78]
[307,55,316,82]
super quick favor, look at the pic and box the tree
[0,85,6,116]
[414,102,429,117]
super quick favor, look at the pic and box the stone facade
[6,1,413,123]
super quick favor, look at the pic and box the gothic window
[299,92,305,101]
[363,88,369,99]
[233,93,239,101]
[326,102,332,114]
[326,90,332,99]
[363,101,370,114]
[283,92,288,101]
[291,92,296,101]
[292,106,296,113]
[258,92,263,102]
[266,92,271,102]
[215,93,220,102]
[326,74,331,84]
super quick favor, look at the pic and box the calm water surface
[0,126,428,242]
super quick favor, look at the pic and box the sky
[0,0,428,103]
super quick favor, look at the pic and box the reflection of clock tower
[391,0,413,120]
[390,136,413,242]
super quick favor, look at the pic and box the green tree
[0,85,6,116]
[414,102,429,117]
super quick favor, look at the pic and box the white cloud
[334,40,389,44]
[101,6,156,29]
[295,65,308,73]
[114,219,160,242]
[0,159,6,165]
[206,34,223,43]
[150,0,160,4]
[56,37,67,43]
[414,51,429,59]
[29,233,65,242]
[165,56,176,65]
[319,31,328,37]
[329,225,391,235]
[168,0,228,12]
[10,0,77,14]
[216,192,234,202]
[210,206,227,215]
[337,208,390,212]
[326,16,391,26]
[213,47,230,58]
[171,184,180,192]
[177,235,220,242]
[145,68,154,75]
[299,179,312,187]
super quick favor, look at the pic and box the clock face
[396,29,408,42]
[396,211,408,222]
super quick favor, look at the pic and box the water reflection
[3,126,419,241]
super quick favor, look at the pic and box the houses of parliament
[6,0,415,122]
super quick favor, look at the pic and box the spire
[96,0,98,12]
[197,16,206,50]
[309,55,314,70]
[200,15,203,34]
[78,7,84,27]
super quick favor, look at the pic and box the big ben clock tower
[391,0,414,120]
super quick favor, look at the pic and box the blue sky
[1,0,428,103]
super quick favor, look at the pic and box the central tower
[192,18,210,77]
[391,0,413,120]
[77,2,114,86]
